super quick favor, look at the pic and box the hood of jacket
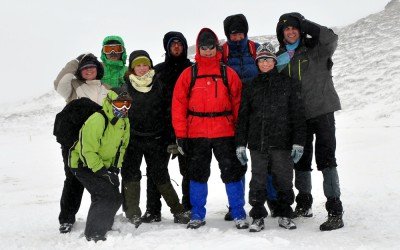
[163,31,188,60]
[194,28,222,65]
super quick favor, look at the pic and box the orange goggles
[112,100,132,110]
[103,44,124,54]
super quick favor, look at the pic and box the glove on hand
[291,144,304,164]
[96,168,120,187]
[176,138,187,156]
[236,146,248,166]
[167,144,180,160]
[75,53,91,62]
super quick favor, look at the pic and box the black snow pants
[249,150,294,219]
[145,153,191,214]
[59,145,84,224]
[74,167,122,238]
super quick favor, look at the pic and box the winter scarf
[128,69,155,93]
[277,39,300,72]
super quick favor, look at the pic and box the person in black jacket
[275,13,344,231]
[235,43,306,232]
[140,32,193,223]
[120,50,190,228]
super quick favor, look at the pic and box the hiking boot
[128,215,142,228]
[234,219,249,229]
[278,217,297,230]
[85,234,106,242]
[294,206,313,218]
[140,211,161,223]
[320,214,344,231]
[187,219,206,229]
[249,218,264,232]
[174,210,191,224]
[224,207,233,221]
[59,223,73,234]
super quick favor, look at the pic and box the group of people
[53,12,344,242]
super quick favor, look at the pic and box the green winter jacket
[101,36,128,88]
[69,91,130,173]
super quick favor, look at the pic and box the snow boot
[140,211,161,223]
[59,223,73,234]
[85,234,106,242]
[294,192,313,217]
[320,213,344,231]
[278,217,297,230]
[187,219,206,229]
[174,210,191,224]
[122,181,142,222]
[158,182,184,214]
[234,219,249,229]
[224,207,233,221]
[249,218,265,232]
[128,215,142,228]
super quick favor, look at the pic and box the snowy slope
[1,1,400,249]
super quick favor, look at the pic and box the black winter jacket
[122,76,172,143]
[276,19,341,119]
[235,69,306,151]
[154,31,192,142]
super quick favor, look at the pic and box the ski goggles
[103,44,124,54]
[112,100,132,110]
[199,44,215,51]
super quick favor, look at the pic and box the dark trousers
[121,136,173,214]
[249,150,294,219]
[145,153,191,214]
[59,145,84,224]
[74,168,122,238]
[295,112,337,172]
[187,137,246,183]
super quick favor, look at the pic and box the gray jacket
[277,20,341,119]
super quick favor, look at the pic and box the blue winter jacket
[225,37,259,83]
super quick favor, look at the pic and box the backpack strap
[97,109,109,137]
[188,62,230,98]
[248,40,257,59]
[222,43,229,63]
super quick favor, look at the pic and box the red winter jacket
[172,28,242,139]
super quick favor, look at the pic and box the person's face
[81,67,97,80]
[133,64,150,77]
[199,45,217,57]
[283,26,300,44]
[170,40,184,57]
[257,58,275,73]
[106,52,122,61]
[229,33,245,42]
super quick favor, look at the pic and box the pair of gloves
[235,144,304,165]
[95,167,120,187]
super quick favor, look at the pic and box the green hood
[101,36,128,88]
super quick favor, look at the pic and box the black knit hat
[223,14,249,39]
[198,31,216,47]
[128,50,153,69]
[76,53,104,80]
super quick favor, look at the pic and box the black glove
[95,168,120,187]
[288,12,305,22]
[167,144,180,159]
[176,138,187,156]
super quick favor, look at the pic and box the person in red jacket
[172,28,248,230]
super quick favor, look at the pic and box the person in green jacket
[69,90,131,242]
[100,35,128,88]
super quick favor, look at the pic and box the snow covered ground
[1,1,400,249]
